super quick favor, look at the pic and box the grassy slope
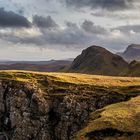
[75,96,140,140]
[0,70,140,87]
[0,70,140,99]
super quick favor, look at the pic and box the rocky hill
[0,71,139,140]
[69,45,128,76]
[126,60,140,76]
[118,44,140,61]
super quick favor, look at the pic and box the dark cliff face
[69,45,128,76]
[0,78,139,140]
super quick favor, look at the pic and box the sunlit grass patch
[0,70,140,88]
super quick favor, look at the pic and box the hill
[69,45,128,76]
[118,44,140,61]
[0,60,72,72]
[126,60,140,76]
[0,70,139,140]
[75,95,140,140]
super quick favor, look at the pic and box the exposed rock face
[118,44,140,62]
[0,79,138,140]
[69,45,128,76]
[0,81,52,140]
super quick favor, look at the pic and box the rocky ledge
[0,71,139,140]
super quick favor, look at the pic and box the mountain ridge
[0,60,72,72]
[118,44,140,61]
[69,45,128,76]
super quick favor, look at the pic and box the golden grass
[0,70,140,87]
[46,72,140,87]
[75,95,140,140]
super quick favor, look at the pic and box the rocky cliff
[0,71,140,140]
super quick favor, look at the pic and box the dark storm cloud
[81,20,107,34]
[33,15,58,29]
[0,8,31,28]
[65,0,133,11]
[65,22,77,28]
[2,21,140,52]
[13,20,108,46]
[20,22,91,46]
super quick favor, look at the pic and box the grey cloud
[2,16,140,52]
[113,25,140,33]
[91,11,140,20]
[0,20,95,47]
[65,0,134,11]
[21,20,108,46]
[0,8,31,28]
[20,23,91,46]
[33,15,58,29]
[81,20,107,34]
[65,22,77,28]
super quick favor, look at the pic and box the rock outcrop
[0,71,139,140]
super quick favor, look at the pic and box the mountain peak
[127,44,140,50]
[119,44,140,61]
[69,45,128,76]
[85,45,106,50]
[83,45,109,53]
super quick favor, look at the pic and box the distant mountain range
[69,45,140,76]
[0,44,139,76]
[0,60,72,72]
[117,44,140,62]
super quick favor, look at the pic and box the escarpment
[0,71,140,140]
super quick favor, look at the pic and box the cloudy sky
[0,0,140,60]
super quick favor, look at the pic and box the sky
[0,0,140,60]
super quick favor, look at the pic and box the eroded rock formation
[0,79,139,140]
